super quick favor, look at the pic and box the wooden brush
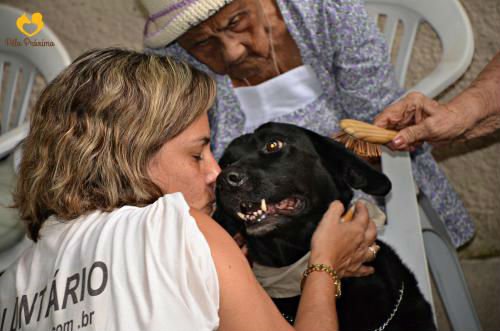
[332,119,398,159]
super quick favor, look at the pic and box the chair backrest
[365,0,474,98]
[0,4,71,81]
[0,4,71,157]
[365,0,474,314]
[0,4,71,272]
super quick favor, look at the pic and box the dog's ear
[304,128,391,196]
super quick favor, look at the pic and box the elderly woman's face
[177,0,274,82]
[147,113,221,215]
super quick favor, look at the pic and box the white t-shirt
[0,193,220,331]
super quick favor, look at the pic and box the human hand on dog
[310,201,378,278]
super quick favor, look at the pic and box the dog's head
[215,122,391,238]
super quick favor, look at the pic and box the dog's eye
[264,139,285,153]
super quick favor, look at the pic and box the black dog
[214,122,436,331]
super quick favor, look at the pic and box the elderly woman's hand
[373,92,481,150]
[310,200,378,278]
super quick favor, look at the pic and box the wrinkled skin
[177,0,302,86]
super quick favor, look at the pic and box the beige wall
[1,0,499,257]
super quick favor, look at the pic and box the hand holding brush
[333,119,398,158]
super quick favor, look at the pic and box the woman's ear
[303,128,392,196]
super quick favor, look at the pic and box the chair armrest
[379,147,434,308]
[0,123,29,159]
[408,56,473,99]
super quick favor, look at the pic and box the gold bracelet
[301,263,342,298]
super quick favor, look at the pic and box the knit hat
[142,0,234,48]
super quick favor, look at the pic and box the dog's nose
[225,171,248,187]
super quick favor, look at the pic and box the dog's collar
[373,281,405,331]
[280,281,405,329]
[252,199,386,298]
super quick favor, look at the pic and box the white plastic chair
[366,0,474,98]
[365,0,482,330]
[0,4,71,272]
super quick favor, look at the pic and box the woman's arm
[191,201,376,331]
[193,209,293,330]
[374,52,500,148]
[450,52,500,140]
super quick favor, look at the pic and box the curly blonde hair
[14,48,217,241]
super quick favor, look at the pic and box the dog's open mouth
[236,196,306,225]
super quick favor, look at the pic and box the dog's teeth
[261,199,267,212]
[237,212,246,220]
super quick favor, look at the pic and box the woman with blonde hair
[0,48,377,331]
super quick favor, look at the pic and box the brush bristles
[333,132,382,158]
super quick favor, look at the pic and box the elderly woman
[0,48,378,330]
[141,0,474,248]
